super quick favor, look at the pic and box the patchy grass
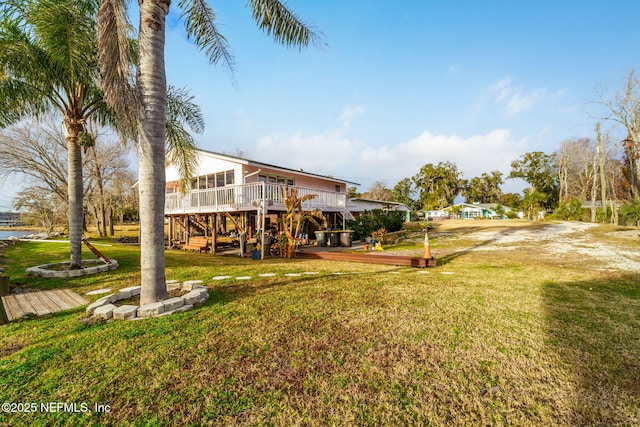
[0,220,639,426]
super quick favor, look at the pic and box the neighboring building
[346,198,412,222]
[164,149,358,250]
[0,212,22,226]
[422,209,449,221]
[447,203,512,219]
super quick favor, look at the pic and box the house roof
[347,198,411,211]
[195,148,360,186]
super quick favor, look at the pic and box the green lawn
[1,222,639,426]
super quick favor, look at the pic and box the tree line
[353,70,640,225]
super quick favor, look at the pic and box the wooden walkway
[1,289,88,321]
[296,251,437,268]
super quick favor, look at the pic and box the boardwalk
[1,289,87,321]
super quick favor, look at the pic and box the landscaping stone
[112,305,138,320]
[93,304,116,320]
[137,302,165,318]
[86,299,109,315]
[182,280,203,291]
[120,286,141,297]
[183,289,208,305]
[106,293,120,303]
[86,288,112,296]
[175,304,194,313]
[89,280,205,320]
[27,259,119,278]
[162,297,185,311]
[166,281,182,292]
[116,288,133,299]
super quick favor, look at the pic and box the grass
[0,220,639,426]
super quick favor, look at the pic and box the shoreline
[0,226,45,232]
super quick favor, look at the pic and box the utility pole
[597,123,608,222]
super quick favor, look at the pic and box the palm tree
[0,0,105,268]
[97,0,320,305]
[0,0,202,272]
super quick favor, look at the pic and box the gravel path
[460,221,640,272]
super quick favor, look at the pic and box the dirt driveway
[430,220,640,272]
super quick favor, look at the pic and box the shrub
[617,199,640,226]
[347,210,405,240]
[554,199,584,220]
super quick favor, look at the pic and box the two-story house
[165,149,358,252]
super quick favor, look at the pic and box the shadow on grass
[209,266,402,305]
[541,272,640,425]
[436,226,524,266]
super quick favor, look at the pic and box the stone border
[86,280,209,320]
[27,259,119,278]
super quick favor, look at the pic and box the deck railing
[165,182,346,214]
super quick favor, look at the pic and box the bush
[554,199,584,220]
[617,199,640,226]
[347,210,405,240]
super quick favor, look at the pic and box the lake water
[0,230,31,239]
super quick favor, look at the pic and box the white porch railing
[165,182,346,214]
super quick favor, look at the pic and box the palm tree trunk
[137,0,170,305]
[67,134,83,269]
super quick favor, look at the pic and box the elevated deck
[165,182,347,215]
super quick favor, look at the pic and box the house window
[256,174,295,186]
[225,170,234,185]
[335,184,341,192]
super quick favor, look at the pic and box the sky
[1,0,639,211]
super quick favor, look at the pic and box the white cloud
[487,76,547,116]
[251,126,528,191]
[338,105,365,125]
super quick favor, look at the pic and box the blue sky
[162,0,639,193]
[1,0,638,211]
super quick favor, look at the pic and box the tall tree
[361,181,393,201]
[84,137,134,237]
[412,161,463,210]
[556,138,597,202]
[463,171,503,204]
[509,151,559,209]
[97,1,320,304]
[0,1,201,270]
[597,70,640,198]
[392,177,415,207]
[0,0,105,268]
[0,121,70,202]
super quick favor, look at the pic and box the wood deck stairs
[1,289,88,321]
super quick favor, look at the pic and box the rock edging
[86,280,209,320]
[27,259,119,278]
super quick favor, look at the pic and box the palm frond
[165,85,204,192]
[29,0,99,86]
[167,85,205,134]
[0,78,52,127]
[96,0,138,140]
[165,118,199,193]
[248,0,323,48]
[178,0,235,71]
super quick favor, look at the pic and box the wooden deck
[1,289,88,321]
[296,251,437,268]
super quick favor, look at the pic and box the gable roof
[195,148,360,186]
